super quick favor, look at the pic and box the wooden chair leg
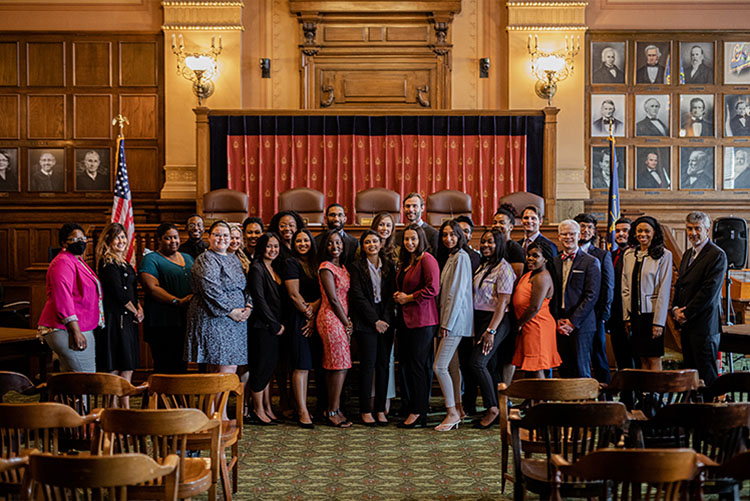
[232,442,239,493]
[501,441,509,492]
[220,453,232,501]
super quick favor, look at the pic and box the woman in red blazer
[393,223,440,428]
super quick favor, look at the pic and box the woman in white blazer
[621,215,673,370]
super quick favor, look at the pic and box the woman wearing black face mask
[38,223,104,372]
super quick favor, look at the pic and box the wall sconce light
[479,58,490,78]
[260,58,271,79]
[171,34,222,106]
[527,34,580,105]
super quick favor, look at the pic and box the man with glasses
[178,214,208,259]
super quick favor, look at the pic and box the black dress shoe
[297,419,315,429]
[376,419,389,427]
[472,415,499,429]
[397,415,428,429]
[247,411,277,426]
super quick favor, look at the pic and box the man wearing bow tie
[553,220,601,378]
[680,97,714,137]
[636,151,671,190]
[681,150,713,190]
[636,98,669,137]
[592,47,625,84]
[606,217,635,370]
[672,211,727,385]
[729,100,750,137]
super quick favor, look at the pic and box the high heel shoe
[326,409,352,428]
[434,420,461,432]
[297,419,315,429]
[397,415,428,429]
[472,415,499,429]
[247,411,277,426]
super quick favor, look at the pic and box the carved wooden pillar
[290,1,462,110]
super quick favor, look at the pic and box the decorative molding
[417,85,430,107]
[507,1,587,29]
[320,84,333,107]
[162,0,244,31]
[161,164,196,199]
[507,26,588,31]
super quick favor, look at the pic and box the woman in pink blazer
[393,223,440,428]
[38,223,104,372]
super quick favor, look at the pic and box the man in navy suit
[314,203,359,266]
[395,192,440,254]
[672,211,727,386]
[574,213,614,384]
[553,220,601,378]
[606,217,635,370]
[518,205,559,257]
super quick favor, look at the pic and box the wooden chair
[0,402,98,496]
[498,377,601,492]
[702,372,750,403]
[46,372,148,450]
[551,448,705,501]
[0,371,36,402]
[93,408,219,501]
[647,402,750,499]
[510,401,629,501]
[24,452,179,501]
[708,450,750,500]
[147,373,243,501]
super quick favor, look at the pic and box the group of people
[37,192,728,430]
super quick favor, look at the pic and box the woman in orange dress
[512,240,561,378]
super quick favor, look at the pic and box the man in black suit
[672,211,727,386]
[314,203,358,266]
[178,214,208,259]
[681,150,713,190]
[729,100,750,137]
[30,152,64,192]
[680,97,713,137]
[733,149,750,189]
[683,45,713,85]
[574,214,614,384]
[606,217,634,370]
[592,100,624,136]
[636,151,671,189]
[636,45,666,84]
[518,205,559,258]
[553,219,601,378]
[592,47,625,84]
[635,98,669,137]
[454,215,481,272]
[394,192,439,254]
[76,150,109,191]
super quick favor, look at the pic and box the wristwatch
[486,328,497,335]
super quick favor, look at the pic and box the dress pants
[44,329,96,373]
[357,311,395,414]
[557,328,595,378]
[249,327,280,393]
[434,336,464,409]
[680,331,720,386]
[145,325,187,374]
[471,315,511,409]
[458,337,477,412]
[609,323,635,370]
[401,324,436,416]
[591,319,611,384]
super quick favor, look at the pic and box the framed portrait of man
[635,41,671,85]
[591,146,626,190]
[74,148,110,192]
[591,42,626,84]
[679,146,714,190]
[724,147,750,189]
[724,95,750,137]
[0,148,19,192]
[679,42,714,85]
[678,94,714,137]
[591,94,626,137]
[28,149,65,193]
[724,42,750,85]
[635,147,671,190]
[634,94,670,137]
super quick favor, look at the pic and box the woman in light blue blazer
[433,219,474,431]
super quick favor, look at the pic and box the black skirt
[631,312,664,358]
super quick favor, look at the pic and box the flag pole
[112,114,130,139]
[606,117,621,251]
[111,114,136,266]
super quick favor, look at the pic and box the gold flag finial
[112,114,130,137]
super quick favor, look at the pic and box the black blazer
[395,221,439,255]
[636,64,666,84]
[518,234,560,257]
[683,63,713,85]
[585,245,615,322]
[672,241,727,339]
[607,246,628,329]
[592,64,625,84]
[315,230,358,266]
[636,165,671,189]
[347,258,396,335]
[553,249,601,333]
[730,115,750,137]
[635,118,669,137]
[248,261,283,333]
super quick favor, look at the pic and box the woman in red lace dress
[316,230,353,427]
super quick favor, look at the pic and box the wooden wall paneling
[125,146,160,193]
[0,228,8,280]
[73,41,111,87]
[26,94,65,139]
[0,42,19,87]
[119,94,157,139]
[385,26,429,42]
[0,94,20,138]
[73,94,112,139]
[26,42,65,87]
[119,41,157,87]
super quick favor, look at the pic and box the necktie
[562,252,575,261]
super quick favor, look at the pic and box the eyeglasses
[211,233,230,239]
[187,223,203,229]
[67,237,88,244]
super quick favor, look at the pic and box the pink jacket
[397,252,440,329]
[38,249,103,332]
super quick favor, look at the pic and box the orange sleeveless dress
[511,272,561,371]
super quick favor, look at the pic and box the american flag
[112,136,135,266]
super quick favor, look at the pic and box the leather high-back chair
[203,189,249,223]
[278,188,325,225]
[355,188,401,225]
[498,191,545,219]
[424,190,472,226]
